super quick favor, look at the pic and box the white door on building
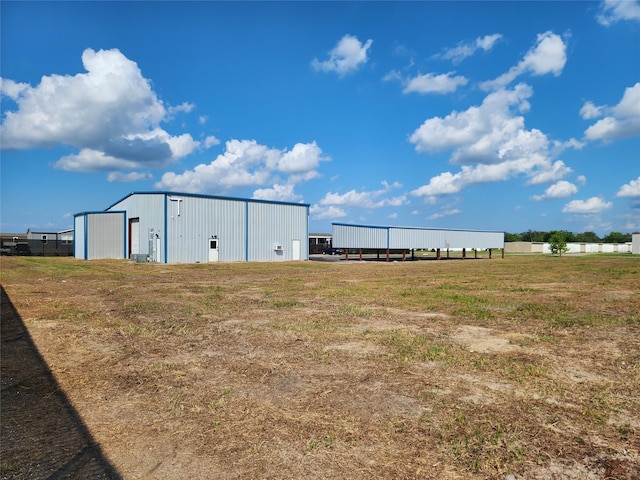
[208,238,219,262]
[155,236,161,262]
[292,239,301,261]
[129,218,140,256]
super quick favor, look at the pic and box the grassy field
[1,255,639,479]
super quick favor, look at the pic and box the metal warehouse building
[74,192,309,263]
[332,223,504,259]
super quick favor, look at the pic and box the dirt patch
[324,340,381,355]
[452,325,519,353]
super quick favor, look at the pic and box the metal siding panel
[392,228,505,250]
[74,216,86,259]
[248,203,308,261]
[389,228,429,249]
[167,195,246,263]
[108,193,308,263]
[337,224,504,250]
[86,213,125,259]
[110,194,165,261]
[332,224,387,249]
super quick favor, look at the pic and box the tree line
[505,230,634,243]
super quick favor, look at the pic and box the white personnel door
[292,239,301,260]
[208,238,219,262]
[130,219,140,256]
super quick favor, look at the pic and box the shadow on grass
[1,286,121,480]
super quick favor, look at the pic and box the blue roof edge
[106,191,311,211]
[332,222,504,234]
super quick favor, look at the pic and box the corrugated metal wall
[248,202,308,261]
[86,212,125,259]
[167,195,247,263]
[74,215,86,259]
[110,194,165,260]
[389,227,504,249]
[102,192,309,263]
[332,224,388,248]
[333,223,504,250]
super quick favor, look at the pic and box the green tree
[603,231,631,243]
[504,232,522,242]
[544,230,576,242]
[549,232,569,256]
[575,231,601,243]
[520,230,545,242]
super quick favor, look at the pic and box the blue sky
[1,1,639,236]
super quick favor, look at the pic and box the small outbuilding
[75,192,309,263]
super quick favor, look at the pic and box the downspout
[245,200,249,262]
[305,205,310,260]
[84,215,88,260]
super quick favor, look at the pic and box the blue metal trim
[105,192,136,211]
[72,218,78,259]
[106,191,309,210]
[164,194,168,264]
[75,210,125,216]
[123,213,128,259]
[305,205,310,260]
[332,222,502,234]
[332,222,389,230]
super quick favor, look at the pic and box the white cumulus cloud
[156,139,328,194]
[310,205,347,220]
[584,83,640,141]
[253,184,302,202]
[275,141,326,174]
[562,197,613,214]
[439,33,503,64]
[428,209,462,220]
[410,84,577,198]
[616,176,640,197]
[526,160,573,185]
[597,0,640,26]
[317,181,407,209]
[0,78,29,99]
[107,171,154,183]
[0,48,199,172]
[311,181,407,221]
[402,72,468,95]
[410,83,536,162]
[312,34,373,76]
[318,190,407,209]
[580,101,605,120]
[481,31,567,90]
[168,102,196,116]
[204,135,220,149]
[531,180,578,201]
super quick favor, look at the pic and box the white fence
[538,242,632,254]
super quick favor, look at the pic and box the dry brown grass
[1,255,639,479]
